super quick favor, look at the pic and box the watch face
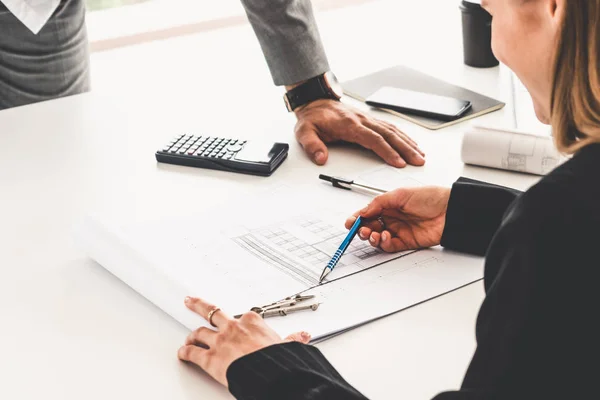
[323,71,344,99]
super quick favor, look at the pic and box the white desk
[0,1,540,399]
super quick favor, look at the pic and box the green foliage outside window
[85,0,151,11]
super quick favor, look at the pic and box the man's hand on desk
[293,99,426,167]
[345,187,450,252]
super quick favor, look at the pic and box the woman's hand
[177,296,311,387]
[346,186,451,252]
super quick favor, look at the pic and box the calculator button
[170,148,179,153]
[227,144,243,153]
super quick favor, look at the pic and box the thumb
[295,124,329,165]
[284,331,312,344]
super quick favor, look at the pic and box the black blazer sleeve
[227,342,367,400]
[441,177,521,256]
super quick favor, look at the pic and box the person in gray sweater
[0,0,90,110]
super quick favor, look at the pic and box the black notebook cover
[342,65,505,130]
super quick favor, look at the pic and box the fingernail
[369,235,376,244]
[395,157,406,167]
[184,296,192,304]
[301,332,311,340]
[314,151,326,164]
[360,205,370,214]
[382,232,388,242]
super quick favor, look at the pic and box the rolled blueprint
[461,126,565,175]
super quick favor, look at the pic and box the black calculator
[156,134,289,177]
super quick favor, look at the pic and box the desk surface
[0,1,541,399]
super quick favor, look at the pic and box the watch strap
[285,75,335,111]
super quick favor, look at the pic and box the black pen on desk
[319,174,387,195]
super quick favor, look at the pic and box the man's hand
[345,186,450,252]
[293,99,425,167]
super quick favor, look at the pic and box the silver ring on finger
[377,217,386,230]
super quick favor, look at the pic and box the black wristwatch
[283,71,344,112]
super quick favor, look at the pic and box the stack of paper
[75,167,485,341]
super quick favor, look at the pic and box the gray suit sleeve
[240,0,330,86]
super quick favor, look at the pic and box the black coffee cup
[460,0,499,68]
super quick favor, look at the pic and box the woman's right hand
[345,186,451,252]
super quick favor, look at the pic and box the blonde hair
[551,0,600,153]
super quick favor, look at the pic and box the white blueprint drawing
[75,166,484,340]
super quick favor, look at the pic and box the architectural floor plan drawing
[76,164,486,341]
[233,215,413,286]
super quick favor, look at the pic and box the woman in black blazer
[177,0,600,398]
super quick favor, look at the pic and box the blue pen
[319,216,363,283]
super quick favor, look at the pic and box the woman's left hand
[177,296,311,387]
